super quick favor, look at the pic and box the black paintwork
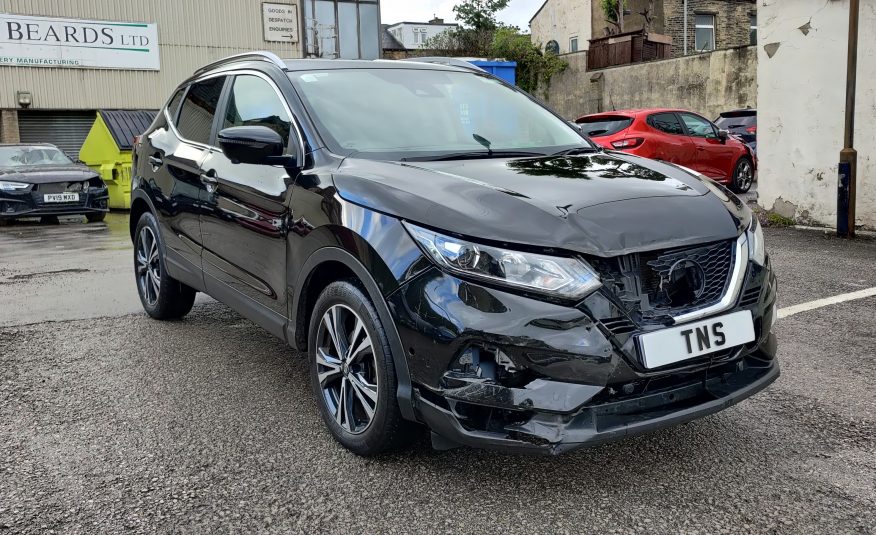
[0,149,109,220]
[131,58,778,454]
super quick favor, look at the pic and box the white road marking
[777,287,876,319]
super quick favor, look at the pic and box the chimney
[429,15,444,24]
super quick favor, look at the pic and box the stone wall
[590,0,666,39]
[537,45,756,121]
[664,0,755,57]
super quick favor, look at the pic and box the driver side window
[223,75,293,151]
[681,113,718,139]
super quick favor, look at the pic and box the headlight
[0,181,30,191]
[748,218,766,266]
[405,222,601,300]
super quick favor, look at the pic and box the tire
[308,280,415,455]
[40,215,60,225]
[730,157,755,193]
[134,211,196,320]
[86,212,107,223]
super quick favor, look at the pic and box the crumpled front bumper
[415,351,778,455]
[388,260,779,454]
[0,187,109,219]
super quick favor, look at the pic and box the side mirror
[218,126,290,166]
[717,129,729,143]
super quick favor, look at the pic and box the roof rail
[401,57,487,73]
[194,51,287,76]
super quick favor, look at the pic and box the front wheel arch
[289,247,416,422]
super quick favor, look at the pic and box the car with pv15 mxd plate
[130,52,778,456]
[0,143,109,224]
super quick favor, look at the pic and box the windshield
[0,146,73,168]
[289,68,592,160]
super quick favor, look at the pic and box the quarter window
[648,113,685,135]
[165,88,185,126]
[177,77,225,145]
[695,14,716,52]
[222,75,293,151]
[680,113,718,139]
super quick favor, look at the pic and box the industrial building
[0,0,380,158]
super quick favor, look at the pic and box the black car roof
[281,58,467,72]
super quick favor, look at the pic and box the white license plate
[638,310,755,369]
[43,193,79,203]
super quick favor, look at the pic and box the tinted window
[715,113,756,129]
[223,75,292,150]
[648,113,684,135]
[177,77,225,145]
[577,116,633,137]
[165,88,185,125]
[680,113,718,139]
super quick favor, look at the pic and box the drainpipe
[838,0,860,237]
[683,0,688,55]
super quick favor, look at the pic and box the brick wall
[0,110,20,143]
[664,0,755,57]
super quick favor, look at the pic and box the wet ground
[1,211,874,534]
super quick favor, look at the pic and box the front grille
[602,317,637,336]
[34,182,85,194]
[593,239,736,320]
[740,285,762,307]
[642,241,734,310]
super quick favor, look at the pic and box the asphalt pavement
[1,212,874,534]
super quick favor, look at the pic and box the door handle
[200,172,219,193]
[148,154,163,168]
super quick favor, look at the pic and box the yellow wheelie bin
[79,110,156,210]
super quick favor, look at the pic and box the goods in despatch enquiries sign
[263,3,299,43]
[0,13,160,70]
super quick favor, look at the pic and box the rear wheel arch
[289,247,416,421]
[129,195,154,240]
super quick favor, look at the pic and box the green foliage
[601,0,619,22]
[491,27,567,93]
[419,1,567,94]
[453,0,510,31]
[766,213,796,227]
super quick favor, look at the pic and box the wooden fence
[587,31,672,70]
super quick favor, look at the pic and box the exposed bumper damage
[0,181,109,219]
[389,259,779,454]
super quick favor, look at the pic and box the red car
[576,108,756,193]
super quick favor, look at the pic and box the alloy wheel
[736,160,754,191]
[316,304,379,434]
[136,227,160,306]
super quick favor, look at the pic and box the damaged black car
[131,53,778,455]
[0,143,109,224]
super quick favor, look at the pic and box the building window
[570,36,579,53]
[303,0,380,60]
[414,27,428,45]
[750,14,757,45]
[695,14,716,52]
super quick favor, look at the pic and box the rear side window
[715,113,756,129]
[165,88,185,125]
[223,75,292,150]
[576,116,633,137]
[648,113,685,135]
[177,77,226,145]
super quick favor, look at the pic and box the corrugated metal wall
[0,0,304,110]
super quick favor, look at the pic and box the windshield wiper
[401,150,546,162]
[551,146,601,156]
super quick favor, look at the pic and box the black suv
[131,52,778,455]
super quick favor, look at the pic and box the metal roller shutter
[17,111,97,160]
